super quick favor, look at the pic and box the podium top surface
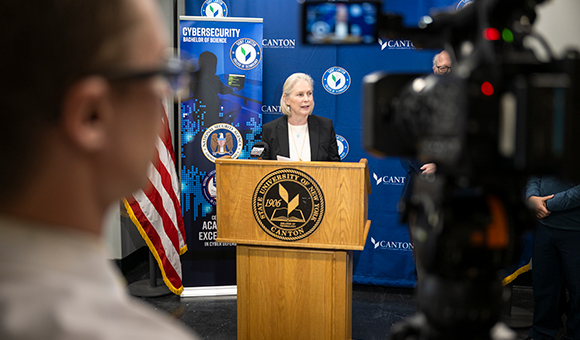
[216,158,367,168]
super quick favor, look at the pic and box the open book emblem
[252,168,325,241]
[271,184,306,223]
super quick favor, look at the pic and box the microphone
[250,141,269,159]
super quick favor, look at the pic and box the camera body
[363,52,580,182]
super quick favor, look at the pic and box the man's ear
[61,76,112,151]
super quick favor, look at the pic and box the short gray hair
[432,52,440,68]
[280,73,314,116]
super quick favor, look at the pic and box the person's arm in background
[546,184,580,212]
[212,75,234,95]
[400,158,435,175]
[400,158,423,175]
[526,176,553,219]
[420,163,436,174]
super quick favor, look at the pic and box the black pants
[530,224,580,340]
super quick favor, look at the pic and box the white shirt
[0,216,199,340]
[287,122,311,162]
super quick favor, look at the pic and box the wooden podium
[215,158,371,340]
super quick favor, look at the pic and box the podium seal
[252,168,325,241]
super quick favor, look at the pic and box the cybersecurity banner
[181,0,531,289]
[179,16,263,287]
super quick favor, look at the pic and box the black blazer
[262,115,340,162]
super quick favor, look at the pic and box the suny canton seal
[336,134,349,160]
[201,0,228,17]
[201,123,243,163]
[230,38,262,71]
[322,66,351,95]
[252,168,325,242]
[201,169,217,206]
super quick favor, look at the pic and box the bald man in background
[399,50,451,284]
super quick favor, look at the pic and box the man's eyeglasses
[436,65,451,73]
[97,57,192,95]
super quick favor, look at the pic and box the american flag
[123,102,187,295]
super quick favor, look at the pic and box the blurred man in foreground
[0,0,199,339]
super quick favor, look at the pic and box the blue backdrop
[185,0,464,288]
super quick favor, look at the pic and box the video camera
[302,1,580,339]
[363,1,580,181]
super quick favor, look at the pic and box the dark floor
[125,262,541,340]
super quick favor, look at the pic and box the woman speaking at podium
[261,73,341,162]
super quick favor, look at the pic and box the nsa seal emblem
[201,169,217,206]
[322,66,351,95]
[201,123,243,163]
[252,168,325,241]
[230,38,262,71]
[336,134,349,160]
[201,0,228,17]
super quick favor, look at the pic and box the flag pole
[128,251,171,297]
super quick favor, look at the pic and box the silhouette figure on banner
[190,51,234,125]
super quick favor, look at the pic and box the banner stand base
[181,285,237,297]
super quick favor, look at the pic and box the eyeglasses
[96,57,192,95]
[436,65,451,73]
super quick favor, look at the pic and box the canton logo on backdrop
[201,169,217,206]
[201,123,243,162]
[201,0,228,17]
[261,105,282,114]
[378,38,415,50]
[262,38,296,49]
[336,134,349,160]
[373,173,405,186]
[370,237,414,252]
[230,38,262,70]
[322,67,351,95]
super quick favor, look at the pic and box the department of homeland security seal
[201,0,228,17]
[230,38,262,71]
[252,168,325,241]
[322,66,351,95]
[336,134,349,160]
[201,123,243,162]
[201,169,217,205]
